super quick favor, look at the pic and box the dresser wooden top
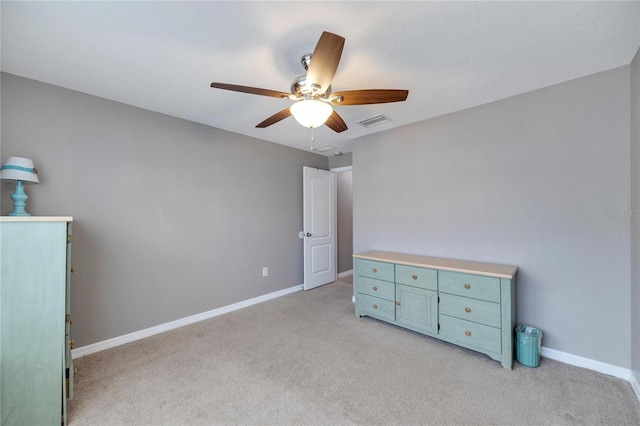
[353,250,517,279]
[0,216,73,222]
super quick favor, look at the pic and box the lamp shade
[290,100,333,128]
[0,157,39,184]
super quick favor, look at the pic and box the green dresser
[1,217,74,425]
[354,251,517,369]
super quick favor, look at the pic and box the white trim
[540,347,631,380]
[330,166,352,173]
[540,348,639,403]
[630,371,640,402]
[71,283,303,359]
[337,269,353,279]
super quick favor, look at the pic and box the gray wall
[353,66,632,367]
[328,152,352,170]
[0,73,328,347]
[631,47,640,382]
[336,171,353,274]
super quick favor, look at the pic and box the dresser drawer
[357,276,395,301]
[357,293,395,322]
[355,259,394,282]
[439,271,500,302]
[439,315,502,354]
[395,265,437,291]
[439,293,501,328]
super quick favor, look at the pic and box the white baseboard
[338,269,353,279]
[71,283,303,359]
[630,370,640,402]
[541,346,640,403]
[540,346,631,380]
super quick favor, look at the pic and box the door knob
[306,232,312,237]
[298,231,313,239]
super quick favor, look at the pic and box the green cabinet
[1,217,74,425]
[354,251,517,369]
[395,284,438,335]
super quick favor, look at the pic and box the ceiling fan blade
[256,108,292,128]
[306,31,345,94]
[330,89,409,105]
[324,110,348,133]
[210,82,291,99]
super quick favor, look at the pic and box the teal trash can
[515,325,542,367]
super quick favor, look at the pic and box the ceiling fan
[210,31,409,133]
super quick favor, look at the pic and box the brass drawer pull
[464,283,471,289]
[372,268,377,273]
[373,304,378,309]
[412,275,417,280]
[465,307,471,313]
[372,286,378,291]
[395,301,401,306]
[465,330,471,337]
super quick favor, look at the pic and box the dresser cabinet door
[395,284,438,335]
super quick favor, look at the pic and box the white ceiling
[1,1,639,156]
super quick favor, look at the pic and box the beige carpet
[68,277,640,425]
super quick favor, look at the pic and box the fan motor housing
[291,75,331,98]
[291,54,332,98]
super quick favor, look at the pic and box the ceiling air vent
[311,144,336,152]
[357,114,391,128]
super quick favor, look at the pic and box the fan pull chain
[309,127,315,151]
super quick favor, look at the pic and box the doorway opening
[331,165,353,281]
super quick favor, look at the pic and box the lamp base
[8,180,31,216]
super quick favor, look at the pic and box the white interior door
[302,166,336,290]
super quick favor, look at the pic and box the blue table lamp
[0,157,39,216]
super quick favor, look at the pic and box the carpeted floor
[68,276,640,425]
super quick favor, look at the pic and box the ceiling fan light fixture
[290,99,333,128]
[210,31,408,134]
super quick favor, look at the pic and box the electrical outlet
[262,267,268,277]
